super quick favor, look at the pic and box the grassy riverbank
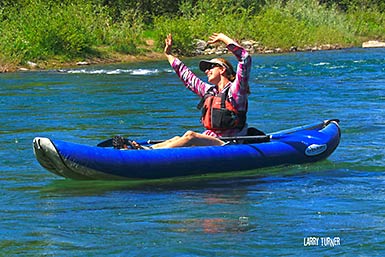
[0,0,384,72]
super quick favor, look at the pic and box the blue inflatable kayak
[33,119,341,180]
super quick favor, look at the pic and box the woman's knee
[170,136,181,141]
[182,130,198,139]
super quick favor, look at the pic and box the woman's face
[205,65,225,85]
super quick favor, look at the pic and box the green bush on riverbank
[0,0,144,67]
[0,0,384,69]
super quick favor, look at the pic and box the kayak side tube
[33,120,341,180]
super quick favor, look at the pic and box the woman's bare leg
[150,136,181,149]
[152,131,224,149]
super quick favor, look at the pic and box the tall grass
[152,0,255,54]
[152,0,362,53]
[0,1,103,63]
[254,0,357,47]
[347,9,385,39]
[0,0,144,65]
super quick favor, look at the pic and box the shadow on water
[33,160,342,196]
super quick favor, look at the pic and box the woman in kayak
[134,32,251,149]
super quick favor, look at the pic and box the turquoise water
[1,48,384,256]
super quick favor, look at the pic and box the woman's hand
[164,33,176,64]
[208,33,235,46]
[164,33,173,55]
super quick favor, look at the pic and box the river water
[1,48,384,256]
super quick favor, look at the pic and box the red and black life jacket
[197,86,246,131]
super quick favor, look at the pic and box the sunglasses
[207,63,222,70]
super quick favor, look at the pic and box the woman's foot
[131,141,152,150]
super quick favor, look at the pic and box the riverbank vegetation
[0,0,384,71]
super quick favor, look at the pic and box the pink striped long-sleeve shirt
[171,43,252,137]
